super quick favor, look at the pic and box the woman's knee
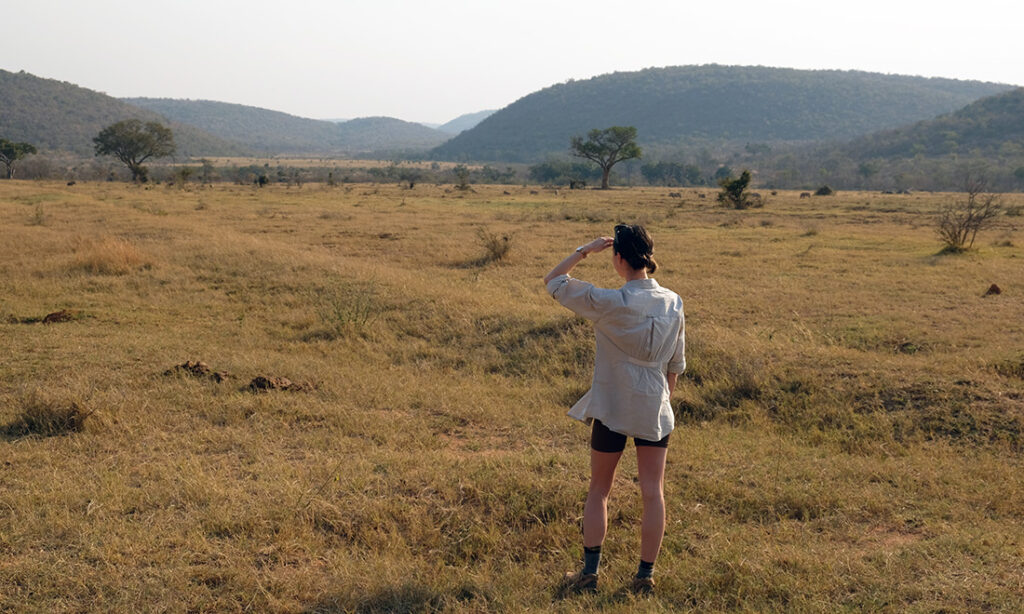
[587,480,614,500]
[638,479,664,503]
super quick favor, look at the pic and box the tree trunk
[600,167,611,189]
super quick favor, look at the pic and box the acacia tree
[0,139,37,179]
[93,119,175,182]
[569,126,641,189]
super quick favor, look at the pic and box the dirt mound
[248,376,310,392]
[42,309,79,324]
[164,361,229,383]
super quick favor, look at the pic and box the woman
[543,224,685,596]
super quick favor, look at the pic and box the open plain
[1,180,1023,612]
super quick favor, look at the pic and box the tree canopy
[94,119,175,182]
[570,126,641,189]
[0,138,37,178]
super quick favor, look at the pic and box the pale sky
[6,0,1023,124]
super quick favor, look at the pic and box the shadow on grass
[1,390,94,441]
[306,581,489,613]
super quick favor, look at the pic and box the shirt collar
[624,278,658,289]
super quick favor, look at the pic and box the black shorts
[590,419,670,453]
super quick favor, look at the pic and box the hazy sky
[6,0,1023,124]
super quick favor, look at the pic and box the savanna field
[1,179,1023,613]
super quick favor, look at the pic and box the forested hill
[125,99,450,155]
[839,87,1024,159]
[0,70,245,157]
[333,117,453,152]
[431,65,1014,162]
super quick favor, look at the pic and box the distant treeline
[10,156,524,187]
[12,151,1024,192]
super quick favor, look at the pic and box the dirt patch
[164,361,230,383]
[248,376,311,392]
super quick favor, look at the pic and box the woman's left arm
[542,236,613,284]
[667,372,679,395]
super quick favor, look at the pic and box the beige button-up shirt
[547,274,685,441]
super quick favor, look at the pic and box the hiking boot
[559,570,598,595]
[630,575,655,596]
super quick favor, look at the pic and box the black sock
[582,545,602,575]
[636,559,654,579]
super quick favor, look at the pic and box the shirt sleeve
[546,274,618,322]
[667,313,686,374]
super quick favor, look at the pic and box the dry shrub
[476,227,512,264]
[70,236,149,275]
[4,389,94,437]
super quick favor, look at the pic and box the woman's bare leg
[583,449,623,547]
[635,445,668,562]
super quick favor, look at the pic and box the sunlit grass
[1,179,1022,612]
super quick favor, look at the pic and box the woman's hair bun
[614,224,657,273]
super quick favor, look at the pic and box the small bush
[937,174,1001,253]
[70,237,148,275]
[453,165,471,191]
[308,280,380,339]
[4,390,94,437]
[814,185,834,196]
[717,170,755,209]
[476,228,513,264]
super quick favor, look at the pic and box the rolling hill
[125,99,450,155]
[333,116,452,152]
[0,69,246,157]
[430,65,1015,162]
[436,109,496,134]
[839,87,1024,159]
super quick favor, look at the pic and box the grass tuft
[69,236,149,275]
[3,389,94,437]
[993,355,1024,379]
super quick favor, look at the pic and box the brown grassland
[1,179,1023,613]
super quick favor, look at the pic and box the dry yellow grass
[1,179,1023,612]
[68,236,150,275]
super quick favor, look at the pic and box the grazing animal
[800,192,811,199]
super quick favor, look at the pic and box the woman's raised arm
[542,236,613,284]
